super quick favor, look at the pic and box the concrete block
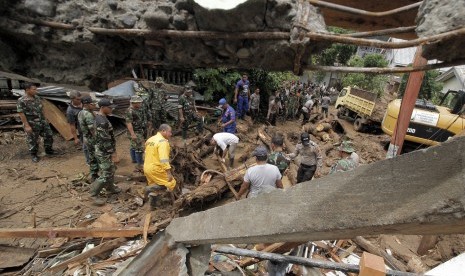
[359,252,386,276]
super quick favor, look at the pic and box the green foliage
[342,54,389,96]
[315,27,357,66]
[398,69,443,104]
[193,68,298,103]
[193,68,241,102]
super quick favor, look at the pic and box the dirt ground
[0,107,464,273]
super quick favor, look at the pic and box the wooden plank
[0,125,22,130]
[48,237,127,272]
[239,242,302,267]
[0,227,147,239]
[354,236,408,272]
[143,213,151,243]
[41,99,73,140]
[0,245,36,269]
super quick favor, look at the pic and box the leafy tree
[342,54,389,96]
[193,68,241,102]
[315,27,357,66]
[398,69,443,104]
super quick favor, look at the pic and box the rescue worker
[233,73,250,120]
[249,87,260,122]
[267,95,281,126]
[210,132,239,168]
[218,98,236,133]
[133,80,153,136]
[236,146,283,199]
[330,141,359,174]
[149,77,168,130]
[125,95,147,172]
[321,93,331,118]
[267,135,291,177]
[144,124,176,209]
[288,132,323,183]
[89,99,121,203]
[301,97,314,125]
[178,85,203,140]
[17,83,54,162]
[78,95,99,182]
[66,91,90,164]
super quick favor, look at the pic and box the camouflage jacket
[125,106,147,132]
[78,108,96,144]
[178,94,196,116]
[17,95,45,122]
[148,88,166,110]
[267,151,291,175]
[94,114,115,154]
[329,158,358,174]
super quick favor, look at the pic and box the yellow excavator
[381,89,465,148]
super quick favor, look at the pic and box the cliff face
[0,0,327,89]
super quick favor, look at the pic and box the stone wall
[0,0,327,90]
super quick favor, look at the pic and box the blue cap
[219,98,227,105]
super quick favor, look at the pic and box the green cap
[338,141,355,153]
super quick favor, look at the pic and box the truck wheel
[337,107,344,118]
[354,118,364,132]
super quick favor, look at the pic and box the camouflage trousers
[26,120,53,155]
[151,109,167,130]
[128,131,145,152]
[90,149,116,195]
[84,139,98,177]
[181,113,203,139]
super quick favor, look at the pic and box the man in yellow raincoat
[144,124,176,208]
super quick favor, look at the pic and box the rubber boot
[105,183,122,194]
[89,180,105,197]
[130,148,136,163]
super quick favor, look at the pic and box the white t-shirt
[244,164,282,198]
[213,132,239,151]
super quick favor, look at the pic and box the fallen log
[224,159,256,182]
[47,237,128,272]
[316,122,332,132]
[257,126,272,149]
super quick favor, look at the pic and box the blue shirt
[236,79,250,97]
[221,105,236,133]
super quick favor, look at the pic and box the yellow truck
[335,86,390,132]
[381,89,465,147]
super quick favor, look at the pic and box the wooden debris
[41,99,73,140]
[47,237,128,272]
[224,159,256,182]
[257,126,272,149]
[316,122,332,132]
[0,245,36,269]
[143,213,151,243]
[239,242,302,267]
[417,235,438,256]
[354,236,408,272]
[0,227,149,239]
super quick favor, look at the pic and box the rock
[158,5,173,15]
[172,13,188,30]
[107,0,118,10]
[417,0,465,62]
[120,14,138,28]
[144,10,171,29]
[236,48,251,59]
[24,0,56,17]
[265,0,295,30]
[175,0,193,13]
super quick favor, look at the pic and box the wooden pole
[386,46,427,158]
[214,246,420,276]
[0,227,148,239]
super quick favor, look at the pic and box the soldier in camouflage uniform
[267,134,291,177]
[133,80,153,136]
[330,141,359,174]
[148,77,168,130]
[125,95,147,172]
[286,91,298,120]
[178,85,203,140]
[78,96,99,182]
[89,99,121,202]
[17,83,54,162]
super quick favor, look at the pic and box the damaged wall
[0,0,326,90]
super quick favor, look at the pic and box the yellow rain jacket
[144,132,176,190]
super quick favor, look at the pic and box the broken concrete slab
[167,136,465,244]
[119,231,188,276]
